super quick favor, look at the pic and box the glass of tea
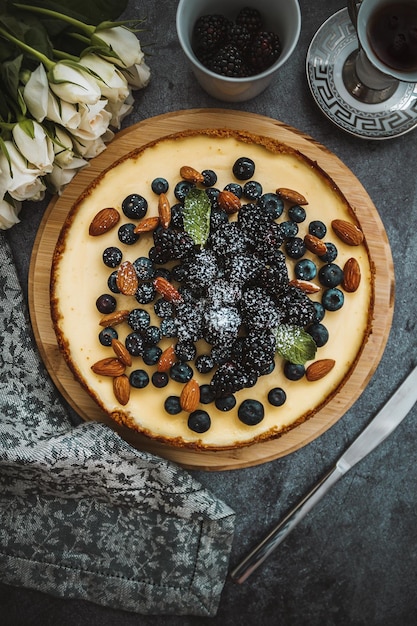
[344,0,417,103]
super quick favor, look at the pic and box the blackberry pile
[192,7,282,77]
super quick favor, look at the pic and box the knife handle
[229,465,344,584]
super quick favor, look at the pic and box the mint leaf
[183,188,211,247]
[273,324,317,365]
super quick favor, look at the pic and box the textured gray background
[2,0,417,624]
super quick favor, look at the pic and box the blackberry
[240,287,281,331]
[170,203,184,229]
[210,361,250,396]
[223,252,264,286]
[209,222,248,257]
[254,221,286,263]
[175,340,197,362]
[207,278,242,307]
[259,253,289,293]
[193,14,231,53]
[228,23,252,49]
[211,343,233,365]
[246,31,282,73]
[204,305,241,347]
[181,249,218,291]
[237,202,271,235]
[236,7,263,34]
[277,286,316,327]
[175,300,205,342]
[208,44,246,77]
[160,318,177,338]
[240,330,276,376]
[152,227,194,263]
[210,206,229,230]
[154,298,175,318]
[195,354,215,374]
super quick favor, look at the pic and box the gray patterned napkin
[0,233,235,617]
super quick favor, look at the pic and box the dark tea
[367,1,417,72]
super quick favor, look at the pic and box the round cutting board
[29,109,394,471]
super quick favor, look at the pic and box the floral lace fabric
[0,233,235,617]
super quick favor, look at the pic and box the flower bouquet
[0,0,150,229]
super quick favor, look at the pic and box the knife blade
[230,364,417,584]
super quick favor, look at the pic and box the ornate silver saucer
[306,7,417,140]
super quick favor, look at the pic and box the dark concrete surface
[2,1,417,624]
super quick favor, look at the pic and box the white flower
[23,64,49,122]
[51,127,76,167]
[105,92,134,129]
[47,157,88,195]
[48,61,101,105]
[72,135,109,159]
[46,93,82,130]
[0,141,46,202]
[94,26,145,68]
[12,120,54,174]
[70,100,112,142]
[0,196,21,230]
[79,53,130,103]
[122,60,151,90]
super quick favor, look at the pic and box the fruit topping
[238,399,264,425]
[122,194,148,220]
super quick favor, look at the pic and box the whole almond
[331,219,364,246]
[158,192,171,229]
[111,338,132,366]
[180,165,204,184]
[157,345,177,372]
[113,374,130,405]
[304,233,328,256]
[134,216,160,234]
[342,257,361,292]
[180,379,200,412]
[116,261,138,296]
[276,187,308,206]
[99,309,130,327]
[89,208,120,236]
[306,359,336,381]
[91,357,126,377]
[289,278,321,294]
[154,276,183,303]
[218,190,241,214]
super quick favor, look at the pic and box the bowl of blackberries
[176,0,301,101]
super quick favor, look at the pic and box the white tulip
[70,100,112,142]
[94,26,144,68]
[0,196,21,230]
[0,141,46,202]
[12,120,54,174]
[122,60,151,90]
[48,61,101,105]
[79,53,130,103]
[23,64,49,122]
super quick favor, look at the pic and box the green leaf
[183,188,211,247]
[273,324,317,365]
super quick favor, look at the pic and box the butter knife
[230,364,417,584]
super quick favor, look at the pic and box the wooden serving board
[29,109,394,471]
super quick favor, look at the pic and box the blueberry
[129,369,149,388]
[133,257,155,281]
[268,387,287,407]
[238,399,264,425]
[322,288,344,311]
[294,259,317,281]
[170,362,193,383]
[125,332,144,357]
[243,180,263,200]
[284,362,305,380]
[127,308,150,331]
[151,371,169,388]
[202,169,217,186]
[142,325,162,346]
[98,326,118,346]
[143,345,162,365]
[96,293,117,314]
[118,223,139,245]
[285,237,306,259]
[154,267,171,281]
[107,271,120,293]
[175,340,197,362]
[309,220,327,239]
[233,156,255,180]
[135,282,156,304]
[206,187,220,207]
[164,395,182,415]
[257,193,284,220]
[122,193,148,219]
[160,318,177,337]
[102,246,122,268]
[200,384,216,404]
[151,177,169,194]
[224,182,242,197]
[288,205,306,223]
[318,263,344,288]
[215,394,236,412]
[174,180,195,201]
[188,410,211,433]
[319,242,338,263]
[312,301,325,323]
[195,354,215,374]
[154,298,175,318]
[280,221,299,238]
[307,322,329,347]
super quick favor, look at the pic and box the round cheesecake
[51,129,373,450]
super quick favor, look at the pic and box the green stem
[13,3,95,36]
[0,26,54,70]
[52,48,79,62]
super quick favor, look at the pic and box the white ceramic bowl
[176,0,301,102]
